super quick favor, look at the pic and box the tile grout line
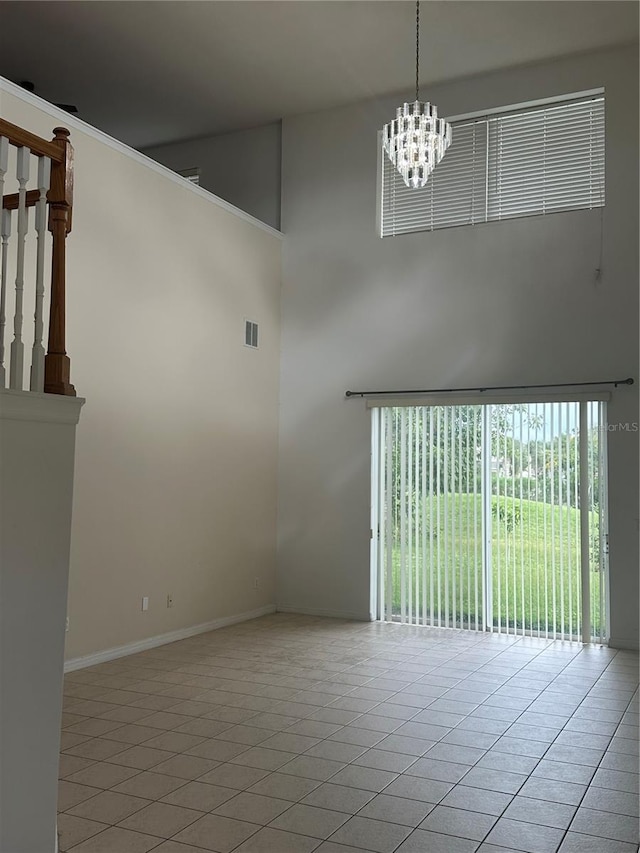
[60,619,637,853]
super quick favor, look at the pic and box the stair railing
[0,119,75,395]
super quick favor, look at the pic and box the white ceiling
[0,1,637,148]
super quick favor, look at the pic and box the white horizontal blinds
[381,121,487,236]
[380,94,605,238]
[487,98,605,220]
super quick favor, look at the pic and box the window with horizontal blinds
[487,99,605,219]
[380,95,605,237]
[382,121,487,235]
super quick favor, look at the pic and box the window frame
[378,88,605,238]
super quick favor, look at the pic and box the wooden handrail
[2,189,40,210]
[0,118,65,163]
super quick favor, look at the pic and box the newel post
[44,127,75,396]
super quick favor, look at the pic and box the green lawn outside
[386,493,604,638]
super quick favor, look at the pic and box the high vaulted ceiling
[0,1,637,149]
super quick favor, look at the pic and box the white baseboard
[608,635,640,651]
[64,604,277,672]
[276,604,370,622]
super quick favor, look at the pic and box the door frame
[369,393,610,641]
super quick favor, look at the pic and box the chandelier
[382,1,452,189]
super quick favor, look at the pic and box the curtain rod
[345,378,634,399]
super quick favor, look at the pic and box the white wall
[144,122,282,230]
[0,392,83,853]
[1,83,282,662]
[277,46,639,647]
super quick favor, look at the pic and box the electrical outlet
[167,594,174,608]
[65,616,69,632]
[141,596,149,611]
[253,578,260,589]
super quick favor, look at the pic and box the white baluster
[0,137,8,200]
[9,146,30,390]
[30,156,51,392]
[0,209,11,388]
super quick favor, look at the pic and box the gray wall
[277,45,639,648]
[3,85,282,666]
[143,122,281,230]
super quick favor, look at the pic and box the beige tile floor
[58,613,639,853]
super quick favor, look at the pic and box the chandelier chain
[415,0,420,102]
[381,0,452,189]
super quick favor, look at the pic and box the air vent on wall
[245,321,259,348]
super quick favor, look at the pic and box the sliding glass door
[371,400,608,642]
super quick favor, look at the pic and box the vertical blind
[381,95,605,237]
[372,401,608,643]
